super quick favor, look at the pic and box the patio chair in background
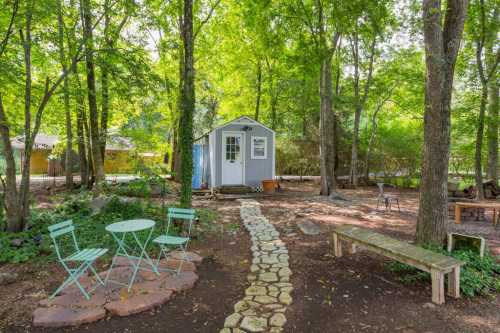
[377,183,401,212]
[48,220,108,300]
[153,207,196,274]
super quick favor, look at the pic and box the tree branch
[194,0,222,40]
[0,0,19,59]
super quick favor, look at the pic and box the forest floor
[1,180,499,332]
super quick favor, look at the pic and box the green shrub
[113,179,152,198]
[387,249,500,297]
[100,196,145,220]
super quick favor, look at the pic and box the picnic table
[454,201,500,227]
[332,225,464,304]
[105,219,159,291]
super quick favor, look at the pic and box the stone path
[33,252,202,328]
[221,199,293,333]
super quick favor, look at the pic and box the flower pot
[262,180,277,193]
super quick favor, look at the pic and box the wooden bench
[332,225,464,305]
[454,201,500,227]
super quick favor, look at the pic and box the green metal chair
[153,208,196,274]
[48,220,108,300]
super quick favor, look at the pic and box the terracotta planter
[262,180,277,193]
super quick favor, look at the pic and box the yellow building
[11,134,157,175]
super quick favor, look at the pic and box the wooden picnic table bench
[332,225,464,305]
[454,201,500,227]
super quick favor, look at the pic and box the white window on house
[251,136,267,159]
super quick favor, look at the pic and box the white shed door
[221,132,244,185]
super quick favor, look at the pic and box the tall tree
[470,0,499,198]
[0,0,83,231]
[80,0,105,187]
[57,0,73,189]
[416,0,467,245]
[179,0,195,207]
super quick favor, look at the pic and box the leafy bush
[387,249,500,297]
[100,196,145,220]
[113,179,152,198]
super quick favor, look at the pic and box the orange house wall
[30,150,50,174]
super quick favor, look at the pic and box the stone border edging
[221,199,293,333]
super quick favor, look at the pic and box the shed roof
[12,134,137,151]
[11,134,59,150]
[195,116,275,142]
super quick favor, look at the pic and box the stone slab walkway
[221,199,293,333]
[33,251,202,328]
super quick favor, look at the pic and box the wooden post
[431,268,445,304]
[333,233,342,257]
[454,204,461,224]
[347,242,357,254]
[447,266,460,298]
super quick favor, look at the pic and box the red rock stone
[163,271,199,292]
[169,251,203,264]
[158,259,197,273]
[39,292,106,308]
[33,307,106,328]
[104,290,173,316]
[138,270,171,282]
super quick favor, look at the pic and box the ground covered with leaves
[0,180,499,332]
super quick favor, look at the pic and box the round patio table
[104,219,159,291]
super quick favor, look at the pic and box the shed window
[225,136,240,161]
[251,136,267,159]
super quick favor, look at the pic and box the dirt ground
[258,181,500,333]
[1,180,499,332]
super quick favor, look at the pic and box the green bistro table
[105,219,159,291]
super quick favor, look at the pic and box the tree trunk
[254,61,262,121]
[179,0,194,208]
[0,94,21,232]
[100,67,109,162]
[486,76,499,185]
[319,57,336,195]
[416,0,467,246]
[474,86,488,199]
[80,0,105,187]
[75,74,89,187]
[173,21,185,182]
[57,0,73,190]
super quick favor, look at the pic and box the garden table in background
[454,202,500,227]
[105,219,159,291]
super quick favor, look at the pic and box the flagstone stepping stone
[33,307,106,328]
[34,252,203,328]
[259,272,278,282]
[105,290,173,316]
[297,220,321,235]
[220,199,293,332]
[224,312,242,328]
[269,313,286,327]
[163,271,199,292]
[240,316,268,332]
[169,251,204,264]
[39,292,106,308]
[158,259,197,272]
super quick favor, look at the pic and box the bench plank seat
[332,225,464,305]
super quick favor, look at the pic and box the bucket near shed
[262,180,277,193]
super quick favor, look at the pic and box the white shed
[193,116,275,190]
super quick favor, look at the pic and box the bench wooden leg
[455,205,461,224]
[333,233,343,257]
[347,242,357,254]
[447,266,460,298]
[431,268,445,305]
